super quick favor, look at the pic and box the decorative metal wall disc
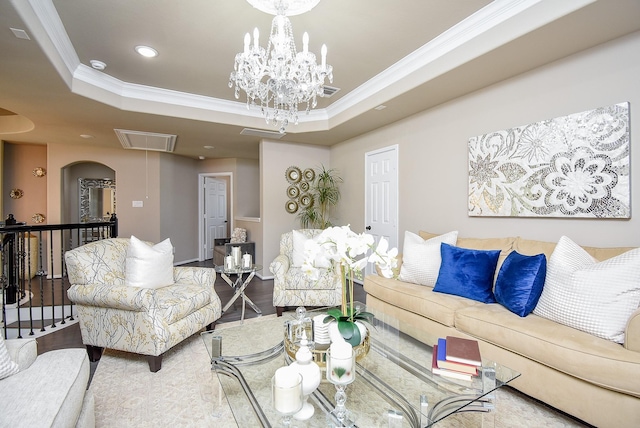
[32,213,45,223]
[299,181,310,192]
[285,200,299,213]
[287,185,300,199]
[303,168,315,182]
[33,167,46,177]
[285,166,302,184]
[10,188,24,199]
[299,193,314,208]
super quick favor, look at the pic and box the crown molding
[15,0,596,133]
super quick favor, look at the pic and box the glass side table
[214,264,263,323]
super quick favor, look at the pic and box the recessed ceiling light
[80,134,94,139]
[198,156,205,160]
[203,145,214,149]
[374,105,387,111]
[135,45,158,58]
[90,60,106,70]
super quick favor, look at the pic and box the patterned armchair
[270,229,342,316]
[65,238,221,372]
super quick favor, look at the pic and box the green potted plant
[298,165,342,229]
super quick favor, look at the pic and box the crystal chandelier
[229,0,333,133]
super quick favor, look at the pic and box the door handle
[365,226,371,230]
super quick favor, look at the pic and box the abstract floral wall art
[468,102,630,218]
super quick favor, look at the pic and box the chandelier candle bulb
[253,27,259,50]
[303,32,309,53]
[244,33,250,53]
[321,44,327,68]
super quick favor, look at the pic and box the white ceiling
[1,0,640,159]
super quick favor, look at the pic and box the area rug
[90,315,587,427]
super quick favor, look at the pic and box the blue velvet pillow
[494,251,547,317]
[433,243,500,303]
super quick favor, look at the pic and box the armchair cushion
[284,266,339,290]
[125,235,174,289]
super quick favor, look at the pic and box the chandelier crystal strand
[229,2,333,133]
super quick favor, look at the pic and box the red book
[431,344,473,381]
[445,336,482,367]
[436,338,478,375]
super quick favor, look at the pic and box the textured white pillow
[533,236,640,344]
[125,236,174,289]
[0,336,19,380]
[399,230,458,286]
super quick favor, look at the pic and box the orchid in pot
[302,225,398,346]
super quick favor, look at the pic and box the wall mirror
[79,178,116,222]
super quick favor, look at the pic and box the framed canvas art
[468,102,630,218]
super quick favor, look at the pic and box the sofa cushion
[399,230,458,286]
[0,336,19,380]
[433,243,500,303]
[125,236,174,289]
[364,274,481,327]
[155,283,213,325]
[533,236,640,344]
[284,266,338,290]
[494,251,547,317]
[455,303,640,397]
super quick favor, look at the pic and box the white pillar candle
[231,246,241,267]
[242,253,252,269]
[225,255,234,270]
[273,367,302,414]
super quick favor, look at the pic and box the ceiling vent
[240,128,286,139]
[323,86,340,97]
[114,129,176,152]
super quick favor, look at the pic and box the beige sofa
[364,231,640,428]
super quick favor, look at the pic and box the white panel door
[205,177,228,259]
[364,146,399,276]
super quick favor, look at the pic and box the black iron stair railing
[0,214,118,339]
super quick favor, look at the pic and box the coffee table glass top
[202,303,519,427]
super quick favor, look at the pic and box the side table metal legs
[221,270,262,323]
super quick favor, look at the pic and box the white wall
[260,140,331,275]
[331,31,640,250]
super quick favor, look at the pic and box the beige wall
[159,153,199,263]
[260,140,331,277]
[331,31,640,250]
[48,144,162,242]
[3,143,47,225]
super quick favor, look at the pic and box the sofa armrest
[269,255,290,279]
[625,307,640,352]
[5,339,37,371]
[173,266,216,289]
[68,283,152,311]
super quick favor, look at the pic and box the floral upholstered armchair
[270,229,342,316]
[65,238,221,372]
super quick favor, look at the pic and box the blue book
[437,338,447,362]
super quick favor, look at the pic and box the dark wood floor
[36,260,366,354]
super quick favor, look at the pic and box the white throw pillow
[125,236,174,289]
[399,230,458,286]
[0,336,19,380]
[291,230,308,267]
[533,236,640,344]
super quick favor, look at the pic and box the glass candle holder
[272,369,303,427]
[326,344,356,427]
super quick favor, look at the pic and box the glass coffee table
[202,303,519,427]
